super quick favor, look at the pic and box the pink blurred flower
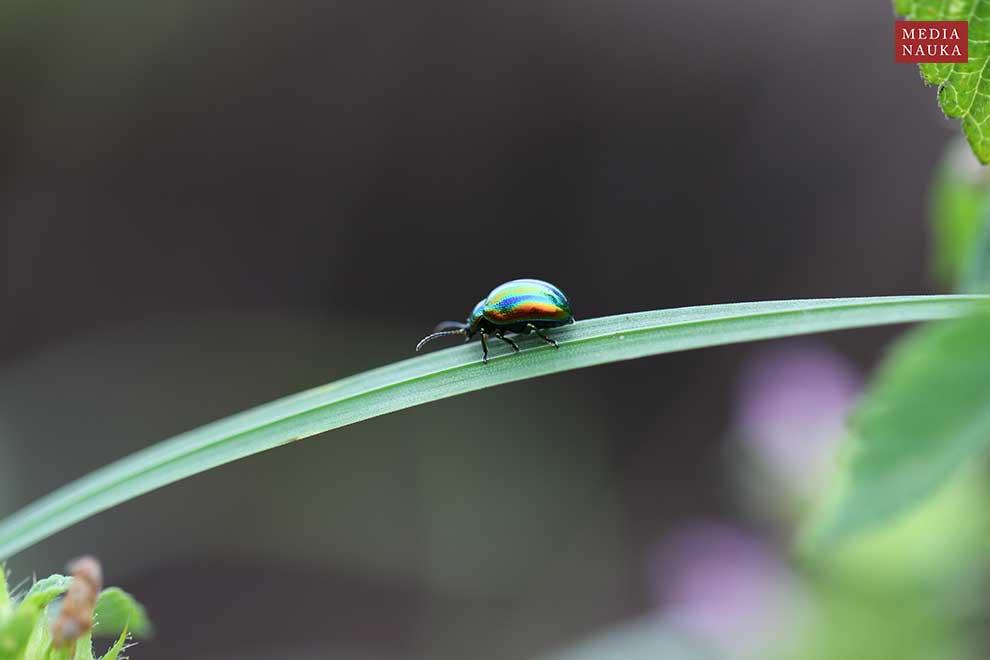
[648,522,807,660]
[733,342,860,499]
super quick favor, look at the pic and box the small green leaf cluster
[0,568,149,660]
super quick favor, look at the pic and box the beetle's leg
[480,332,490,364]
[526,323,559,348]
[495,331,520,353]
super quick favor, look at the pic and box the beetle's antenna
[416,328,466,352]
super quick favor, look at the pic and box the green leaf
[959,206,990,292]
[930,138,990,287]
[97,629,127,660]
[0,605,37,660]
[71,633,94,660]
[803,312,990,547]
[0,566,9,614]
[0,295,986,559]
[805,468,990,606]
[21,603,51,660]
[94,589,150,639]
[896,1,990,162]
[21,576,71,610]
[793,579,978,660]
[47,645,74,660]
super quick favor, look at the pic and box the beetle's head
[415,299,487,352]
[463,298,487,338]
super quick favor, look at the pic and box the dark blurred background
[0,0,959,658]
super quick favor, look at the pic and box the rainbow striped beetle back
[476,278,573,331]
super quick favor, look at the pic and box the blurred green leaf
[0,605,37,660]
[94,589,149,639]
[0,567,8,614]
[930,140,990,287]
[21,576,70,609]
[959,209,990,292]
[794,580,977,660]
[895,1,990,163]
[71,633,94,660]
[0,295,986,560]
[804,312,990,546]
[21,601,51,660]
[48,644,76,660]
[806,468,990,605]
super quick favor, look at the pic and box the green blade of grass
[0,295,986,559]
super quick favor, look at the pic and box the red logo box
[895,21,968,63]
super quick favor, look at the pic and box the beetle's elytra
[415,278,575,364]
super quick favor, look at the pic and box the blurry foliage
[0,566,144,660]
[930,138,990,291]
[732,344,990,660]
[92,589,151,640]
[720,340,990,657]
[813,469,990,602]
[555,180,990,659]
[547,132,990,660]
[545,324,990,660]
[803,311,990,546]
[776,137,990,659]
[961,216,990,292]
[790,581,976,660]
[894,1,990,163]
[801,136,990,549]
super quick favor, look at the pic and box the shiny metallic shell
[476,279,573,329]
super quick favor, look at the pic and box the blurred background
[0,0,981,658]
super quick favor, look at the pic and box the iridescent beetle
[416,278,574,364]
